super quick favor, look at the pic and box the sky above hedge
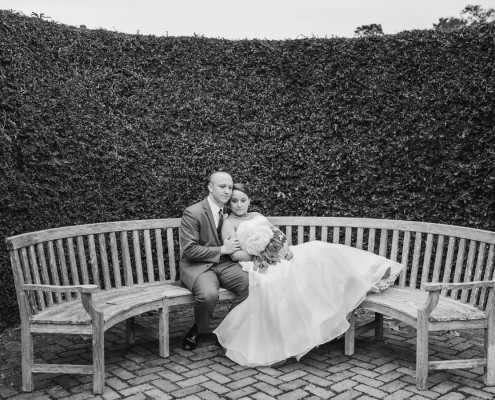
[2,0,495,39]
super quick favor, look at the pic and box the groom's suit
[179,198,249,333]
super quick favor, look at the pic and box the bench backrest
[7,217,495,315]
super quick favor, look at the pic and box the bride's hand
[284,250,293,260]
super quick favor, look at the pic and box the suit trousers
[191,259,249,333]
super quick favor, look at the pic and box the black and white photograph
[1,1,494,398]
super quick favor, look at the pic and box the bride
[213,183,404,367]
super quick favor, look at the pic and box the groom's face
[208,172,233,207]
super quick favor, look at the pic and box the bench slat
[77,236,89,285]
[480,245,495,309]
[132,230,144,284]
[451,239,466,299]
[98,234,112,290]
[167,228,176,281]
[432,235,445,283]
[390,230,399,262]
[461,240,477,303]
[37,243,53,307]
[309,226,316,242]
[47,241,62,303]
[333,227,340,244]
[121,231,133,286]
[345,227,352,246]
[298,226,304,244]
[379,229,387,257]
[144,230,154,283]
[400,231,411,287]
[356,227,364,249]
[410,232,422,288]
[321,226,328,242]
[155,229,166,281]
[471,243,487,307]
[88,235,100,288]
[67,238,80,295]
[28,245,45,310]
[56,240,71,300]
[368,228,375,253]
[460,240,477,303]
[109,233,121,289]
[285,226,292,246]
[420,234,434,286]
[441,237,456,296]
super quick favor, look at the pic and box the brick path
[0,303,493,400]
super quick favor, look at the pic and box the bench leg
[345,311,355,356]
[375,313,384,342]
[21,326,34,392]
[484,304,495,386]
[159,300,169,358]
[93,313,105,395]
[416,312,429,390]
[126,317,136,344]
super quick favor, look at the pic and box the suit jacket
[179,198,223,289]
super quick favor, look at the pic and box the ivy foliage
[1,10,494,328]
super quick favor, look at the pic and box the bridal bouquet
[245,225,287,271]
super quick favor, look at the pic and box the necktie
[217,209,224,237]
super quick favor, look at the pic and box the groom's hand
[221,235,241,255]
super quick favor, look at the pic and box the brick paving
[0,304,492,400]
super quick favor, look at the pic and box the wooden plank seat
[362,287,487,325]
[7,216,495,394]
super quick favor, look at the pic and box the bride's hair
[233,183,250,197]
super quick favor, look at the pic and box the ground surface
[0,303,493,400]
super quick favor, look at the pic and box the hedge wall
[1,10,494,329]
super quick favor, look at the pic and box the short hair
[233,183,250,197]
[208,171,231,184]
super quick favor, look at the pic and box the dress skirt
[214,241,403,367]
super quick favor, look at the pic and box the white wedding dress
[213,215,404,367]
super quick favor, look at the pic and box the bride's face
[230,190,250,216]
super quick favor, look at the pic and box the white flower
[245,225,274,256]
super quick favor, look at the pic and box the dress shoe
[182,324,201,351]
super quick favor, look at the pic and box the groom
[179,171,249,351]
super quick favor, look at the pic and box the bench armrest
[423,280,495,292]
[22,284,99,293]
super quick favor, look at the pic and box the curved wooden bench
[6,217,495,393]
[6,219,235,394]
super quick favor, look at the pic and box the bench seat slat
[30,283,174,325]
[30,283,233,326]
[363,287,486,323]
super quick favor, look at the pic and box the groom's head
[208,171,233,207]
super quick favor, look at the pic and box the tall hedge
[1,10,494,329]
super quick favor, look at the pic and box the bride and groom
[179,171,403,366]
